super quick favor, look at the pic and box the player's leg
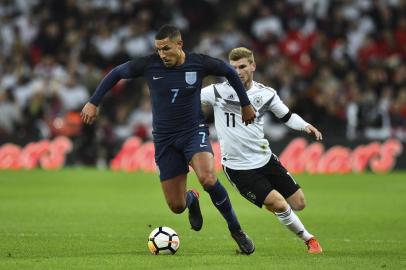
[263,191,322,253]
[161,174,188,213]
[184,126,242,233]
[273,154,305,211]
[224,160,321,254]
[286,188,306,211]
[184,126,254,254]
[190,152,255,254]
[190,152,241,232]
[264,190,313,241]
[156,144,201,230]
[262,155,322,253]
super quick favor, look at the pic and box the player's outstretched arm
[304,124,323,141]
[88,61,136,106]
[269,91,322,140]
[283,112,323,141]
[81,102,98,125]
[81,58,146,125]
[81,65,125,125]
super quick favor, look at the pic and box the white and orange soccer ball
[147,226,180,255]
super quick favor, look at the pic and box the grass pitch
[0,169,405,269]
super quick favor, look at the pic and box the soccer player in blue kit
[81,25,256,254]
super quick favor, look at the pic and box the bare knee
[167,201,186,214]
[266,200,288,213]
[264,191,289,213]
[287,189,306,211]
[190,152,217,189]
[290,197,306,211]
[197,171,217,190]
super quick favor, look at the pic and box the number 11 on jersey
[225,112,235,127]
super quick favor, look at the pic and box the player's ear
[176,39,183,48]
[252,62,256,72]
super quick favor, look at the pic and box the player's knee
[287,190,306,211]
[291,198,306,211]
[197,172,217,189]
[264,192,288,213]
[265,203,287,213]
[266,200,288,213]
[167,202,186,214]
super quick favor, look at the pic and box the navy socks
[205,180,241,232]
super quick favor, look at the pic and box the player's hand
[81,102,99,125]
[305,124,323,141]
[241,104,256,125]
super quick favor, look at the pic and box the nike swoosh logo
[200,144,208,147]
[215,197,227,206]
[153,76,163,80]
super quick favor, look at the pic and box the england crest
[185,72,197,85]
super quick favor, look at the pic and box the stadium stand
[0,0,405,166]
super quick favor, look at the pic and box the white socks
[275,206,313,241]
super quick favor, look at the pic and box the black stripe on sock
[275,208,291,218]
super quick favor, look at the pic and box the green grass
[0,170,405,269]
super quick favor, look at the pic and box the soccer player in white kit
[201,47,323,254]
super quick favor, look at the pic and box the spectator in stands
[0,0,405,162]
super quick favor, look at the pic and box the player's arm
[281,112,323,141]
[201,84,215,106]
[271,94,323,141]
[201,84,215,119]
[202,55,256,125]
[81,58,147,125]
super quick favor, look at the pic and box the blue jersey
[89,52,250,139]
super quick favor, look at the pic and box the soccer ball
[147,226,180,255]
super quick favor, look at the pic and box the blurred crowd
[0,0,405,165]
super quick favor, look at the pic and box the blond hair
[228,47,255,63]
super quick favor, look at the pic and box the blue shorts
[154,127,213,180]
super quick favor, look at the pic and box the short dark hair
[155,24,181,40]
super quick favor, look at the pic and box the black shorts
[223,154,300,207]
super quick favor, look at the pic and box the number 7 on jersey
[171,89,179,103]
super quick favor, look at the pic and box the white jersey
[201,81,290,170]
